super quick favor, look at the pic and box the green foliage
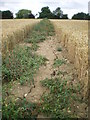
[61,14,68,19]
[2,10,13,19]
[2,46,47,85]
[2,97,37,119]
[28,13,35,19]
[30,43,39,51]
[38,6,68,19]
[72,12,90,20]
[25,19,55,43]
[2,45,48,119]
[0,10,1,19]
[54,59,66,67]
[16,9,31,19]
[40,78,78,118]
[53,7,63,19]
[38,6,54,19]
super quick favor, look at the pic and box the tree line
[0,6,90,20]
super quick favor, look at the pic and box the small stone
[24,93,27,97]
[47,61,50,64]
[77,106,79,108]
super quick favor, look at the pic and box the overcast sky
[0,0,89,18]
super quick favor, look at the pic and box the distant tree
[61,14,68,19]
[2,10,13,19]
[38,6,54,19]
[0,10,2,19]
[38,6,69,20]
[85,13,90,20]
[28,13,35,19]
[72,12,90,20]
[16,9,31,19]
[53,7,63,19]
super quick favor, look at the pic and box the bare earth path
[12,35,71,101]
[12,36,57,100]
[26,36,57,102]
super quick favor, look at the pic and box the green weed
[2,97,37,119]
[54,59,66,67]
[25,19,55,43]
[2,45,48,119]
[40,78,79,118]
[30,43,39,51]
[2,45,47,85]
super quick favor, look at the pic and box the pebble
[47,61,50,64]
[24,94,27,97]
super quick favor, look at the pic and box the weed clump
[40,78,80,118]
[2,46,47,84]
[54,59,66,67]
[2,45,48,119]
[25,19,55,43]
[2,97,37,119]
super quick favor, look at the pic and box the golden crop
[51,20,88,96]
[1,19,40,57]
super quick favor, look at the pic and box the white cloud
[61,0,88,18]
[0,0,89,18]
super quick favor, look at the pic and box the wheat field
[1,19,88,95]
[51,20,88,96]
[1,19,40,57]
